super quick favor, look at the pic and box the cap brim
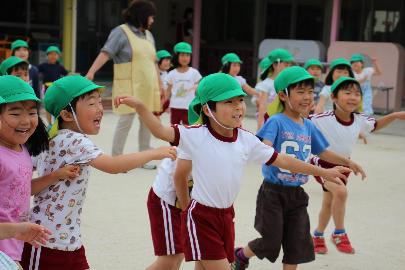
[211,88,247,102]
[5,93,40,103]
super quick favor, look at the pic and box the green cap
[304,58,323,69]
[44,75,103,118]
[11,39,29,51]
[188,73,247,124]
[173,42,192,54]
[330,76,360,94]
[350,54,364,63]
[329,58,351,70]
[0,56,28,75]
[274,66,314,93]
[268,48,294,65]
[0,96,5,105]
[259,57,271,76]
[156,50,172,61]
[46,45,61,55]
[0,75,40,103]
[221,53,243,65]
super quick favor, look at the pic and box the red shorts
[181,200,235,262]
[311,157,350,191]
[20,243,89,270]
[170,108,189,125]
[147,188,183,256]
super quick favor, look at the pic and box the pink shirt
[0,145,32,261]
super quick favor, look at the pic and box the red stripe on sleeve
[265,151,279,165]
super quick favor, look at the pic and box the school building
[0,0,404,111]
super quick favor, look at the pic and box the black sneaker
[231,247,249,270]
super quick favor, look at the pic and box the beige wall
[328,42,404,111]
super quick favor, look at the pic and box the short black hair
[220,63,231,74]
[331,81,362,98]
[122,0,156,29]
[7,62,28,74]
[158,57,171,67]
[260,65,274,81]
[199,100,217,125]
[325,65,355,85]
[172,53,191,69]
[286,78,315,92]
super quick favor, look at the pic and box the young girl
[166,42,202,125]
[304,58,324,109]
[310,77,405,255]
[20,75,176,270]
[0,56,29,82]
[220,53,259,98]
[350,54,382,115]
[315,58,354,114]
[11,39,40,99]
[233,67,364,270]
[114,72,351,270]
[156,50,172,116]
[257,48,294,129]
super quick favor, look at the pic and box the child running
[310,76,405,255]
[114,72,351,270]
[232,67,365,270]
[350,54,382,115]
[166,42,202,125]
[20,75,176,270]
[156,49,172,116]
[304,58,324,112]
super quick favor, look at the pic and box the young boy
[37,46,68,87]
[304,58,324,108]
[20,75,176,270]
[0,56,29,82]
[232,67,365,270]
[114,72,351,270]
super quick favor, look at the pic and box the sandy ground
[78,112,405,270]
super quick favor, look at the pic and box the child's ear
[278,92,287,102]
[202,105,211,118]
[59,110,74,122]
[330,92,338,103]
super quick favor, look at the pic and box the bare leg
[283,263,298,270]
[197,259,231,270]
[315,191,333,233]
[324,181,348,230]
[146,254,184,270]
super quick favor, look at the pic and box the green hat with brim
[0,75,40,103]
[0,96,5,105]
[11,39,29,51]
[259,57,271,76]
[156,50,172,61]
[46,46,62,55]
[221,53,243,65]
[0,56,28,75]
[329,58,351,70]
[267,48,295,65]
[188,73,247,125]
[350,54,364,63]
[304,58,323,69]
[268,66,314,117]
[173,42,192,54]
[330,76,360,94]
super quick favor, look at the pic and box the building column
[192,0,201,69]
[330,0,342,42]
[62,0,77,72]
[252,0,266,76]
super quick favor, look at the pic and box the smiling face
[159,58,171,71]
[229,62,241,76]
[203,96,246,131]
[13,47,29,61]
[0,100,38,150]
[280,82,314,116]
[178,53,191,67]
[332,83,362,113]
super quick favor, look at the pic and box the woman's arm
[86,52,111,80]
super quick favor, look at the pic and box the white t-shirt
[160,70,169,90]
[172,124,278,208]
[319,85,333,111]
[354,67,374,84]
[166,67,202,109]
[255,78,276,104]
[30,129,103,251]
[234,75,247,87]
[310,111,376,157]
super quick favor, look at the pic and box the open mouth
[232,115,242,120]
[93,119,101,127]
[15,128,30,134]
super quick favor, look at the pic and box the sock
[237,248,249,263]
[334,228,346,235]
[314,230,324,237]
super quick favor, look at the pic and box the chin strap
[205,104,234,130]
[69,103,84,134]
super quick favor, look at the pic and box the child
[156,49,172,116]
[20,75,176,270]
[166,42,202,125]
[350,54,382,115]
[257,48,294,129]
[0,56,29,82]
[304,58,324,108]
[315,58,354,113]
[220,53,259,98]
[232,67,364,270]
[310,77,405,255]
[146,157,192,270]
[11,39,40,99]
[114,72,351,270]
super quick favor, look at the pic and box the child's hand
[114,95,142,109]
[348,160,366,180]
[322,166,352,185]
[370,57,378,63]
[152,146,177,161]
[14,222,52,247]
[358,132,368,144]
[55,165,80,180]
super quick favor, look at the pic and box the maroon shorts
[181,200,235,262]
[147,188,183,256]
[20,243,89,270]
[170,108,189,125]
[311,157,350,191]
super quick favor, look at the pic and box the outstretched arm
[0,223,51,247]
[242,84,259,97]
[114,96,176,142]
[373,111,405,132]
[86,52,110,80]
[319,150,366,179]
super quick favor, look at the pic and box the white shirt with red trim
[172,124,278,208]
[310,111,376,157]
